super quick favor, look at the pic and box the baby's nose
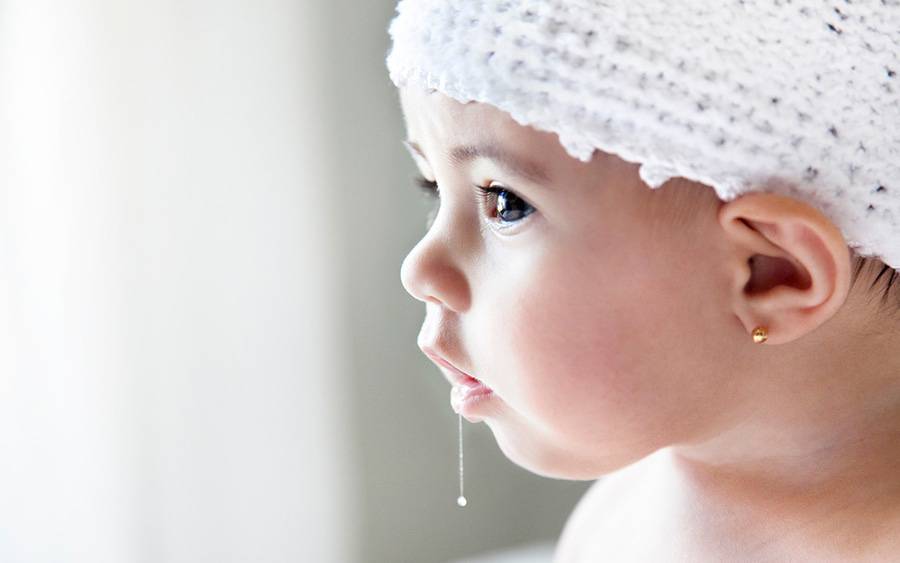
[399,236,469,312]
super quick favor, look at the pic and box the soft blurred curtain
[0,2,359,562]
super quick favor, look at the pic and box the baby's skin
[397,85,900,561]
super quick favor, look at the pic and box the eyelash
[413,174,534,227]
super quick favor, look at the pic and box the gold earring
[752,326,768,344]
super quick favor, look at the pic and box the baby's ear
[717,191,852,345]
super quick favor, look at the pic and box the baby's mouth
[450,377,495,421]
[422,348,490,389]
[453,369,494,395]
[458,372,486,389]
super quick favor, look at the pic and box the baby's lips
[450,383,493,423]
[450,379,486,411]
[450,385,475,418]
[457,375,484,389]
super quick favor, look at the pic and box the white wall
[0,2,359,562]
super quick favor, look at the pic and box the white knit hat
[385,0,900,270]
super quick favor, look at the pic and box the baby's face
[399,85,740,479]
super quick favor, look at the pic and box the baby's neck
[662,391,900,558]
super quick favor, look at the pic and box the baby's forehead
[400,86,571,164]
[400,86,497,127]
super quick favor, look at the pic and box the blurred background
[0,1,591,562]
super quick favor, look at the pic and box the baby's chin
[485,412,638,481]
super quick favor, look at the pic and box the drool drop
[457,413,467,508]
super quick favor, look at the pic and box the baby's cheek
[505,263,641,440]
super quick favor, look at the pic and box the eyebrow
[402,139,552,187]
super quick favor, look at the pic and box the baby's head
[389,1,900,480]
[398,84,900,479]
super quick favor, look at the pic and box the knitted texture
[385,0,900,270]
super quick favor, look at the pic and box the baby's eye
[415,175,439,196]
[475,183,536,226]
[413,174,536,228]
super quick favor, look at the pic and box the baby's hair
[850,252,900,322]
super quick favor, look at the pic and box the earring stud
[752,326,768,344]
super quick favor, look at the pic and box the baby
[387,1,900,561]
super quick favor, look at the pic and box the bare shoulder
[553,452,663,563]
[553,478,615,562]
[552,480,617,563]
